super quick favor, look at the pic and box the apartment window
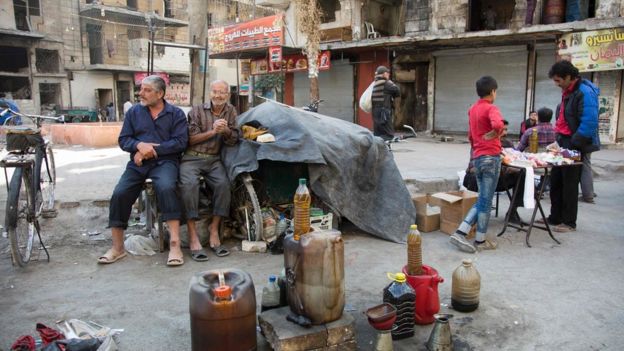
[319,0,340,23]
[86,24,103,65]
[164,0,173,18]
[468,0,515,31]
[0,46,29,73]
[13,0,41,30]
[0,76,31,99]
[35,49,60,73]
[127,0,137,11]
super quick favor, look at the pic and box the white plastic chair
[365,22,380,39]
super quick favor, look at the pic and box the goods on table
[502,142,580,168]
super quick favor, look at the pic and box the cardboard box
[430,190,478,235]
[411,193,441,232]
[411,193,429,214]
[417,205,441,233]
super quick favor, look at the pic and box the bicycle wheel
[38,144,57,218]
[230,173,263,241]
[6,167,36,266]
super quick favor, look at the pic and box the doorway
[395,62,428,131]
[39,83,61,114]
[95,88,113,121]
[116,81,131,120]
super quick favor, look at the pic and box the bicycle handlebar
[1,108,65,126]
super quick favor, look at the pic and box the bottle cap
[410,224,418,230]
[462,259,473,265]
[214,285,232,299]
[269,275,276,282]
[298,178,307,185]
[387,272,406,283]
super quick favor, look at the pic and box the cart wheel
[231,173,263,241]
[71,116,82,123]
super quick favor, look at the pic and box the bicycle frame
[1,108,62,265]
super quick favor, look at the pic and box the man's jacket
[556,78,600,153]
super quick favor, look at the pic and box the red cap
[214,285,232,299]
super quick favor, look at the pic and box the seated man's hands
[213,119,229,134]
[134,142,160,166]
[137,142,159,159]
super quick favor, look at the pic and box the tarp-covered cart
[222,101,415,243]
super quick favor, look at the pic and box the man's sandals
[97,249,127,264]
[167,249,184,267]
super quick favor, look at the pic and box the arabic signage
[251,51,331,75]
[208,15,284,55]
[558,28,624,72]
[134,72,170,85]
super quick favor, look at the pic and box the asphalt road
[1,139,623,350]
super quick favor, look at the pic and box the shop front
[558,28,624,144]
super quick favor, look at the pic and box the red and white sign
[254,51,331,75]
[134,72,170,86]
[209,15,284,55]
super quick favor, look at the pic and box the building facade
[258,0,624,144]
[0,0,193,120]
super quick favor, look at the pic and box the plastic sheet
[123,235,158,256]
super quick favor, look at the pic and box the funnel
[426,313,453,351]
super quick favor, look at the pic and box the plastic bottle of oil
[529,127,539,153]
[383,272,416,340]
[261,275,281,312]
[293,178,311,240]
[407,224,423,276]
[451,259,481,312]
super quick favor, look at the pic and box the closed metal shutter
[434,46,528,134]
[533,48,561,119]
[293,60,354,122]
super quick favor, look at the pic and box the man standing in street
[123,99,133,118]
[546,60,600,232]
[106,102,116,122]
[450,76,504,253]
[371,65,400,141]
[179,80,240,260]
[98,75,188,266]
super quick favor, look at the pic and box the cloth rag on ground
[221,101,415,243]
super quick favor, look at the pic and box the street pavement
[0,137,623,350]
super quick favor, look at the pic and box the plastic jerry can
[283,229,345,325]
[189,269,257,351]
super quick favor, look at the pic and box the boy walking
[450,76,504,253]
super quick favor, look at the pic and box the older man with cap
[98,75,189,266]
[371,65,400,141]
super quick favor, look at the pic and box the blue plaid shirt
[517,122,556,152]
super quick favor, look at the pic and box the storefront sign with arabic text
[558,28,624,72]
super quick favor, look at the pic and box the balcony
[128,39,191,75]
[79,3,188,28]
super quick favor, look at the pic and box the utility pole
[189,0,209,105]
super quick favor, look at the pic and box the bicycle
[1,108,63,266]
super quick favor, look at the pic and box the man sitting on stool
[99,75,188,266]
[179,80,240,260]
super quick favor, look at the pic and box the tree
[294,0,322,103]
